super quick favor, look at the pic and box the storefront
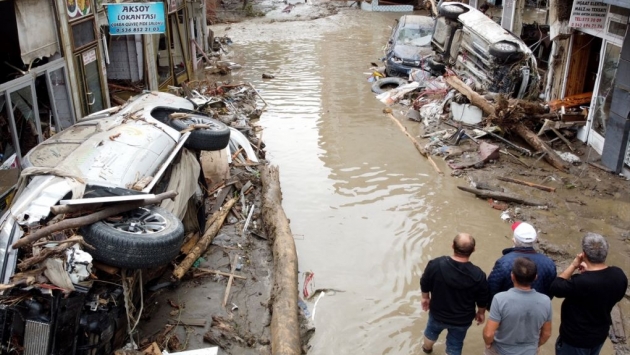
[0,0,77,168]
[98,0,203,92]
[565,5,629,155]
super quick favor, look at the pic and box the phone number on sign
[112,27,163,33]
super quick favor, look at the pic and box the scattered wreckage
[0,87,266,354]
[371,2,593,209]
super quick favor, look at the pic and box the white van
[431,2,540,99]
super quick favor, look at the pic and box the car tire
[489,41,524,63]
[372,77,408,94]
[169,115,231,151]
[81,206,185,269]
[439,4,468,20]
[427,57,446,75]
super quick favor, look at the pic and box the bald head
[453,233,475,257]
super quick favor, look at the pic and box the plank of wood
[222,254,239,307]
[497,177,556,192]
[550,127,575,152]
[168,318,207,327]
[195,268,246,280]
[386,113,443,175]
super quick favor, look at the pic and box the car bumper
[385,59,421,78]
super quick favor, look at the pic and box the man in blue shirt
[487,222,556,306]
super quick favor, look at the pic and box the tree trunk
[513,123,569,171]
[260,165,300,355]
[457,186,546,206]
[172,196,238,280]
[445,76,496,116]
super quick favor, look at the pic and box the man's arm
[538,321,552,347]
[483,320,500,348]
[420,260,436,312]
[559,253,584,279]
[550,254,583,298]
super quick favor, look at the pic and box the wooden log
[172,197,238,280]
[386,113,443,175]
[445,76,496,116]
[457,186,546,206]
[497,177,556,192]
[513,123,570,171]
[260,165,301,355]
[51,202,104,215]
[13,191,177,249]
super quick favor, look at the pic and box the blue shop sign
[106,2,165,35]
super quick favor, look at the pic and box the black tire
[169,115,231,151]
[426,57,446,75]
[371,77,408,94]
[439,4,468,20]
[81,206,185,269]
[489,41,524,63]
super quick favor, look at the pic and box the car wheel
[81,206,185,269]
[427,57,446,75]
[439,4,468,20]
[169,115,231,151]
[372,77,408,94]
[489,41,524,63]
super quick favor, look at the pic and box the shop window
[72,19,97,50]
[592,43,621,137]
[608,5,629,39]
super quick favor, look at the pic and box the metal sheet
[59,194,154,205]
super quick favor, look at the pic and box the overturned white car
[0,92,231,354]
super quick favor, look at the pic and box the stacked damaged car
[0,91,252,354]
[376,2,540,100]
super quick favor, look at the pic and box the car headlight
[391,56,402,64]
[414,60,421,66]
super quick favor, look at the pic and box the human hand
[475,312,485,325]
[571,253,584,269]
[485,343,492,349]
[421,298,430,311]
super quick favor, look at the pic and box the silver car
[431,2,540,99]
[0,92,230,354]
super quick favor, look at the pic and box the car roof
[399,15,434,28]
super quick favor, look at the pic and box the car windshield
[397,27,432,47]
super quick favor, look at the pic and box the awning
[14,0,59,64]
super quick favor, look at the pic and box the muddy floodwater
[219,8,615,354]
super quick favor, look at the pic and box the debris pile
[369,63,596,212]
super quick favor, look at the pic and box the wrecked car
[431,2,540,99]
[384,15,435,77]
[0,92,231,354]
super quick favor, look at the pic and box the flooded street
[219,8,612,354]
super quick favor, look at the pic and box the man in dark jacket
[550,232,627,355]
[420,233,489,355]
[487,222,556,305]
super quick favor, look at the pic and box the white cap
[512,222,537,243]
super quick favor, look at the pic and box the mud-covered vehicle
[431,2,540,99]
[0,92,231,354]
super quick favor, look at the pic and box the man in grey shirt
[483,257,552,355]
